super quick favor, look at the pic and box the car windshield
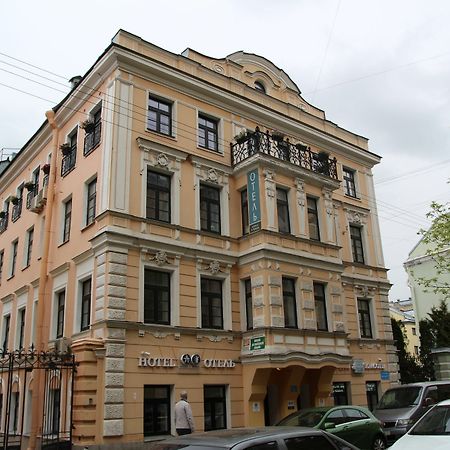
[278,410,326,427]
[410,406,450,436]
[377,387,422,409]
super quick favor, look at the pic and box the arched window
[254,81,266,93]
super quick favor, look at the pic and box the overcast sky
[1,0,449,301]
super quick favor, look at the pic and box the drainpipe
[27,110,59,450]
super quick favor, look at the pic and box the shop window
[332,382,349,405]
[241,189,249,235]
[283,277,297,328]
[313,283,328,331]
[307,197,320,241]
[204,385,227,431]
[201,278,223,329]
[146,170,171,222]
[350,225,365,264]
[143,385,171,437]
[366,381,379,411]
[358,298,373,338]
[245,279,253,330]
[198,114,219,152]
[200,184,221,234]
[144,269,170,325]
[276,188,290,234]
[147,95,172,136]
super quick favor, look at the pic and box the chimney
[69,75,82,89]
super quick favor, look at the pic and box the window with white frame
[200,184,221,234]
[24,227,34,267]
[85,178,97,226]
[350,225,365,264]
[144,269,170,325]
[244,279,253,330]
[10,239,18,278]
[343,167,357,197]
[313,283,328,331]
[146,170,171,222]
[61,128,77,176]
[80,278,92,332]
[283,277,297,328]
[0,249,4,283]
[198,114,219,152]
[201,277,223,329]
[2,314,10,352]
[147,95,172,136]
[62,198,72,243]
[357,298,373,338]
[277,188,291,234]
[55,290,65,339]
[83,103,102,156]
[16,308,26,349]
[307,196,320,241]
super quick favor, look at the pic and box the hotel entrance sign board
[247,169,261,233]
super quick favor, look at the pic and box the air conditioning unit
[55,337,71,353]
[29,186,48,213]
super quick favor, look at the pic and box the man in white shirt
[175,391,195,435]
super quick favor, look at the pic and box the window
[285,435,336,450]
[0,250,4,283]
[366,382,379,411]
[204,385,227,431]
[84,105,102,155]
[412,327,417,335]
[245,279,253,330]
[148,96,172,136]
[146,170,170,222]
[358,299,373,338]
[283,278,297,328]
[350,225,365,263]
[314,283,328,331]
[56,291,65,339]
[307,197,320,241]
[201,278,223,329]
[0,204,9,233]
[17,308,26,349]
[49,389,61,435]
[200,184,221,234]
[254,81,266,93]
[86,178,97,226]
[25,227,34,267]
[11,186,23,222]
[10,240,18,277]
[276,188,290,233]
[332,382,349,405]
[144,385,171,437]
[414,345,419,355]
[144,269,170,325]
[343,167,357,197]
[80,278,91,331]
[62,199,72,243]
[198,114,218,151]
[241,189,249,235]
[61,130,77,176]
[2,315,10,352]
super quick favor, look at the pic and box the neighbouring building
[404,235,450,323]
[0,30,395,447]
[389,298,420,356]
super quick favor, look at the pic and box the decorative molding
[156,153,169,167]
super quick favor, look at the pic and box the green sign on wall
[250,336,265,351]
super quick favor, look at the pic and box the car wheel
[372,435,387,450]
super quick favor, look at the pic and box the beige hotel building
[0,30,396,447]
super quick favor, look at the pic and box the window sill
[145,129,177,141]
[21,264,30,272]
[197,144,224,156]
[58,239,70,248]
[344,193,361,200]
[81,221,96,232]
[7,274,15,281]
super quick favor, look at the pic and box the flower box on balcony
[42,163,51,175]
[81,120,95,133]
[60,143,72,156]
[234,130,248,144]
[24,181,35,191]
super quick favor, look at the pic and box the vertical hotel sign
[247,169,261,232]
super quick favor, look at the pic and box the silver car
[145,427,359,450]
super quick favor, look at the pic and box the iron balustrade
[0,213,8,233]
[61,149,77,177]
[231,128,338,179]
[11,200,22,223]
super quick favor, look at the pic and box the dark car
[277,405,386,450]
[145,427,359,449]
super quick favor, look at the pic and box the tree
[418,300,450,380]
[391,318,424,383]
[417,199,450,300]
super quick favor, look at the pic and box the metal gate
[0,348,76,450]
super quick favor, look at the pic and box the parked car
[145,427,359,449]
[276,405,386,450]
[389,399,450,449]
[372,381,450,444]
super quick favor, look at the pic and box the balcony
[61,149,77,176]
[231,128,338,180]
[11,200,22,222]
[0,212,8,233]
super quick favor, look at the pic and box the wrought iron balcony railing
[61,149,77,176]
[231,128,338,180]
[0,212,9,233]
[11,200,22,222]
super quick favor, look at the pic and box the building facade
[0,30,395,447]
[389,299,420,356]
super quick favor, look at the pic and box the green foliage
[417,198,450,300]
[391,318,425,383]
[418,300,450,380]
